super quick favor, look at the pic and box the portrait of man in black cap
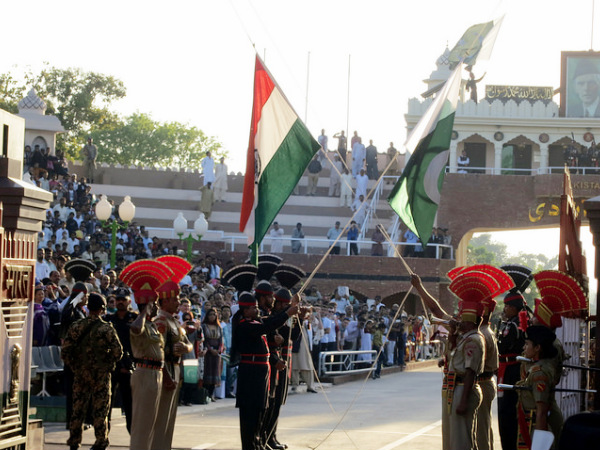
[567,58,600,117]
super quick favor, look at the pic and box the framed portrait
[561,51,600,117]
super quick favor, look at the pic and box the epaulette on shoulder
[531,365,542,373]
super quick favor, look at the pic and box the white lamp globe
[173,212,188,235]
[95,195,112,221]
[119,196,136,222]
[194,213,209,236]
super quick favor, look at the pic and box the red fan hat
[532,270,588,328]
[156,256,193,300]
[450,270,509,323]
[119,260,174,305]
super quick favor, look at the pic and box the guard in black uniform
[104,287,137,433]
[234,290,299,450]
[497,265,533,450]
[262,264,305,450]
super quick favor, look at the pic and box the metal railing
[318,350,377,376]
[447,165,600,176]
[222,235,454,259]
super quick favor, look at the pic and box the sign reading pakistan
[485,85,554,102]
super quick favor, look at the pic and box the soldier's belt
[240,353,270,364]
[134,358,164,370]
[478,371,495,381]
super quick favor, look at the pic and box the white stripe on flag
[254,86,298,178]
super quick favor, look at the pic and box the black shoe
[268,440,285,450]
[226,393,236,398]
[307,388,318,393]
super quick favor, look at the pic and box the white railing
[318,350,377,376]
[554,318,590,419]
[447,165,600,175]
[222,235,453,259]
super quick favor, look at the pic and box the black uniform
[262,315,301,448]
[497,315,524,450]
[234,311,290,450]
[105,310,137,433]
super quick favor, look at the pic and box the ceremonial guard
[224,263,301,450]
[62,293,123,450]
[153,256,194,450]
[515,326,562,450]
[412,265,513,450]
[119,260,173,450]
[498,265,533,450]
[262,264,305,450]
[531,270,587,384]
[477,297,499,450]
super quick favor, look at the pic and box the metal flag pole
[305,51,310,124]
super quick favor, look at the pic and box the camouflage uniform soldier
[62,293,123,450]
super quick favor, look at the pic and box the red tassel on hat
[518,310,529,332]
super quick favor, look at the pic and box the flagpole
[305,51,310,123]
[592,0,596,50]
[346,54,351,139]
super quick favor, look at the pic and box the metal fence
[318,350,377,376]
[554,318,590,419]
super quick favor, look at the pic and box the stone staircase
[77,161,399,251]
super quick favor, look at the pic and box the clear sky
[2,0,599,174]
[2,0,599,302]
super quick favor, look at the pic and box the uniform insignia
[157,323,166,334]
[536,382,546,392]
[466,348,474,357]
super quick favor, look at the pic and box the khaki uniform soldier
[516,326,563,450]
[82,137,97,182]
[62,293,123,450]
[119,259,175,450]
[477,299,500,450]
[152,256,194,450]
[411,265,514,450]
[447,309,485,450]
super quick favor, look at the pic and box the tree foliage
[0,65,224,168]
[90,113,222,168]
[468,233,558,271]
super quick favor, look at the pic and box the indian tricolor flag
[240,55,320,258]
[387,64,463,245]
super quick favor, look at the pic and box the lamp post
[173,212,208,262]
[95,195,136,269]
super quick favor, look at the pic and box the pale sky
[2,0,599,175]
[3,0,600,298]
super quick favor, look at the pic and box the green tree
[0,65,225,167]
[90,113,222,169]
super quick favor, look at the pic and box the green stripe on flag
[388,111,455,244]
[253,119,320,246]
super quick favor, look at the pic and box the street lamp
[95,195,136,269]
[173,212,208,262]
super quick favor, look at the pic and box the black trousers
[109,370,132,433]
[498,364,520,450]
[239,406,265,450]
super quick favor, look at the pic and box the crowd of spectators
[301,286,447,376]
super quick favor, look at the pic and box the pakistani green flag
[387,65,462,245]
[448,17,503,69]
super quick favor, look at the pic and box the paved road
[44,366,501,450]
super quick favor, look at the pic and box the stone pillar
[449,141,458,173]
[494,143,503,175]
[583,196,600,410]
[539,143,549,174]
